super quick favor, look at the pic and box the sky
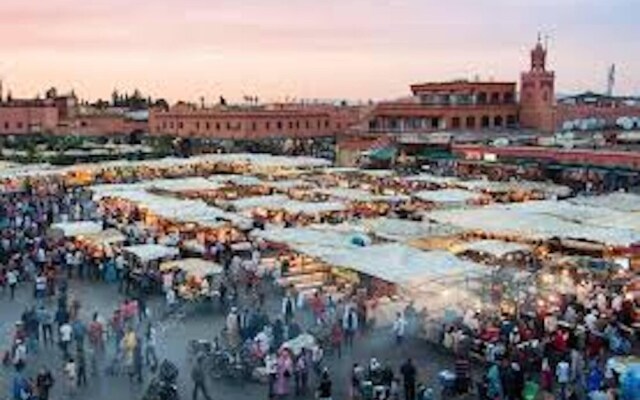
[0,0,639,103]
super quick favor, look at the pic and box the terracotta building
[148,103,364,139]
[0,87,74,135]
[368,81,519,133]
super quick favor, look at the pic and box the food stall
[160,258,223,300]
[452,239,533,268]
[49,221,104,238]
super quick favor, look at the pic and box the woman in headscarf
[274,349,293,398]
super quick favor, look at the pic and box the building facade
[148,103,364,139]
[368,81,519,134]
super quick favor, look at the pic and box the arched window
[466,116,476,129]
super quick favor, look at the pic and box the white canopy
[50,221,103,237]
[454,240,531,257]
[316,187,409,203]
[124,244,179,263]
[314,218,462,242]
[95,190,252,230]
[160,258,223,277]
[226,195,290,211]
[264,180,315,190]
[81,229,126,245]
[570,193,640,213]
[414,189,483,204]
[427,202,640,247]
[151,177,222,192]
[315,243,487,287]
[401,174,460,185]
[208,174,263,186]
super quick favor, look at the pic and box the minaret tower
[519,34,556,133]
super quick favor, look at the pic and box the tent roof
[50,221,103,237]
[123,244,179,263]
[414,189,483,204]
[454,240,531,257]
[160,258,223,277]
[314,243,487,286]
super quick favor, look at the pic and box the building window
[288,121,293,129]
[17,122,23,129]
[317,120,321,129]
[216,123,221,130]
[504,92,514,104]
[506,115,517,127]
[305,121,310,129]
[481,116,490,128]
[206,122,210,130]
[266,121,271,130]
[337,123,342,130]
[490,92,500,104]
[295,121,300,129]
[451,117,461,129]
[494,115,504,128]
[169,122,174,129]
[226,122,231,130]
[162,122,167,129]
[252,122,257,131]
[178,122,184,129]
[195,122,200,130]
[543,91,549,102]
[277,121,283,130]
[466,116,475,129]
[477,92,487,104]
[324,120,329,128]
[431,118,439,129]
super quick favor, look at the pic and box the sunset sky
[1,0,638,103]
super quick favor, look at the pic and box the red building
[368,81,519,133]
[0,87,74,135]
[148,103,364,139]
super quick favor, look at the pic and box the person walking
[145,323,158,371]
[400,358,417,400]
[60,321,73,360]
[330,321,343,359]
[64,357,77,398]
[294,350,309,396]
[317,369,332,400]
[393,312,407,345]
[35,368,54,400]
[77,349,87,388]
[343,306,358,349]
[191,356,212,400]
[7,269,17,300]
[38,306,54,347]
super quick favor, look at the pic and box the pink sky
[1,0,638,103]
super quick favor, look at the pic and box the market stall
[160,258,223,300]
[49,221,103,238]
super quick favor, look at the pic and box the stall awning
[50,221,103,238]
[453,240,531,258]
[160,258,223,277]
[123,244,179,263]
